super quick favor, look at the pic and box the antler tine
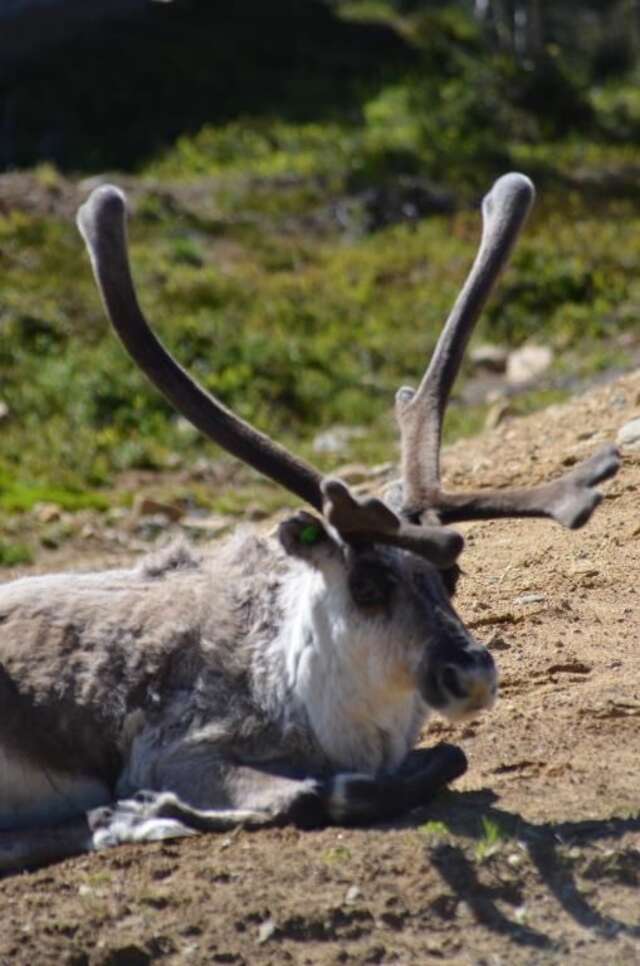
[322,478,464,568]
[77,185,325,512]
[425,443,621,530]
[396,173,535,516]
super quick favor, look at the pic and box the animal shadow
[405,788,640,950]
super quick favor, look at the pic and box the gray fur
[0,522,490,871]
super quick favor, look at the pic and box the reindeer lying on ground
[0,174,620,873]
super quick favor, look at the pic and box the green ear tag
[300,524,321,546]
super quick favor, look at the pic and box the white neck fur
[271,560,427,774]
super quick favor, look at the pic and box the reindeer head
[77,174,619,731]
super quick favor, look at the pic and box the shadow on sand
[404,788,640,951]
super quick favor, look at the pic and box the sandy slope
[1,371,639,966]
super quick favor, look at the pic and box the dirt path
[1,372,639,966]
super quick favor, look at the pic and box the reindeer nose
[437,647,497,717]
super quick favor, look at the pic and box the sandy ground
[0,371,639,966]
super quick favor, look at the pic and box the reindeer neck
[260,561,426,775]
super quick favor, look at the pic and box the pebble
[34,501,62,524]
[257,919,276,944]
[513,593,547,605]
[506,345,553,385]
[514,905,528,924]
[616,417,640,451]
[345,885,362,904]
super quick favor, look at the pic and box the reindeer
[0,173,620,874]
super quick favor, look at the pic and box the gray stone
[506,345,553,386]
[513,593,547,606]
[616,417,640,451]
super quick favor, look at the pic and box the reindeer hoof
[572,444,620,487]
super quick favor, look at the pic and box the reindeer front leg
[325,743,467,826]
[0,747,466,874]
[89,744,467,848]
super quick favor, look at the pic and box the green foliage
[150,121,354,182]
[419,819,451,840]
[2,1,640,517]
[322,846,352,864]
[591,77,640,142]
[0,478,108,514]
[0,540,33,568]
[1,183,636,508]
[475,815,510,861]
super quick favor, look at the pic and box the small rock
[34,501,62,524]
[514,905,528,925]
[470,343,508,373]
[506,345,553,386]
[570,561,599,577]
[345,885,362,904]
[0,401,9,421]
[513,593,546,606]
[617,417,640,451]
[256,919,276,944]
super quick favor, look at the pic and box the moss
[0,540,34,567]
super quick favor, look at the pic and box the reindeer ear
[278,511,338,562]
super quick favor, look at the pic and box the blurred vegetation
[0,0,639,548]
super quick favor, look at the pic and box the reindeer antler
[395,173,620,529]
[79,176,619,569]
[322,479,463,568]
[397,173,534,512]
[77,187,465,566]
[77,187,325,513]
